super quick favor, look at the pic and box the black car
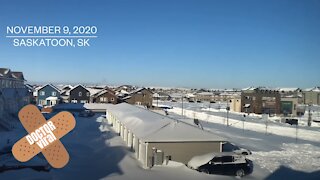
[79,110,95,117]
[188,153,253,177]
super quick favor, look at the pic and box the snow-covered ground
[0,113,240,180]
[156,101,320,179]
[1,103,320,179]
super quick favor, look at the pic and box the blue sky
[0,0,319,88]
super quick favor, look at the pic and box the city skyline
[1,0,319,88]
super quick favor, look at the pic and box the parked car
[79,110,95,117]
[187,152,253,177]
[0,153,50,173]
[222,142,252,155]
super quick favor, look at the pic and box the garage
[106,103,226,168]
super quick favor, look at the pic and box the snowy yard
[0,107,319,179]
[156,101,320,179]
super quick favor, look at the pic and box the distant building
[0,68,29,130]
[69,85,90,103]
[241,87,281,115]
[303,87,320,105]
[37,84,60,106]
[195,92,214,102]
[230,96,242,113]
[278,88,303,103]
[280,97,299,116]
[122,88,153,108]
[153,92,171,101]
[92,88,118,104]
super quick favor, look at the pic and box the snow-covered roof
[304,87,320,92]
[106,103,225,143]
[145,120,225,142]
[38,84,61,92]
[169,93,183,98]
[84,103,110,110]
[128,87,152,95]
[278,88,300,92]
[11,71,25,81]
[92,89,116,98]
[242,87,257,91]
[86,87,103,97]
[70,84,89,92]
[195,92,213,96]
[0,68,11,77]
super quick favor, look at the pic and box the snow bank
[168,107,320,143]
[251,143,320,173]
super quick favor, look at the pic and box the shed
[106,103,226,168]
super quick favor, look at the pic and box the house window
[79,92,82,97]
[52,92,56,96]
[80,100,87,103]
[71,99,77,103]
[39,100,46,105]
[40,91,45,96]
[100,97,108,102]
[86,92,90,97]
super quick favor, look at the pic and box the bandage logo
[12,105,76,168]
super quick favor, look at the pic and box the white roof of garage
[106,103,225,143]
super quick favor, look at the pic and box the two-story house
[0,68,29,130]
[37,84,60,106]
[122,88,153,108]
[69,84,90,103]
[92,88,118,104]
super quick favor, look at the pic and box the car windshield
[223,142,240,151]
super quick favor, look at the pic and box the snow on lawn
[168,107,320,143]
[251,143,320,173]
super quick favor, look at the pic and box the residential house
[122,88,153,108]
[37,84,60,106]
[241,87,281,115]
[69,85,90,103]
[92,88,118,104]
[0,68,29,130]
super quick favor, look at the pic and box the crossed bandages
[12,105,76,168]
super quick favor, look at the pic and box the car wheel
[200,168,210,174]
[236,169,245,177]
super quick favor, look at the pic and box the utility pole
[226,99,230,126]
[156,94,159,108]
[308,104,312,127]
[242,114,246,133]
[181,95,184,117]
